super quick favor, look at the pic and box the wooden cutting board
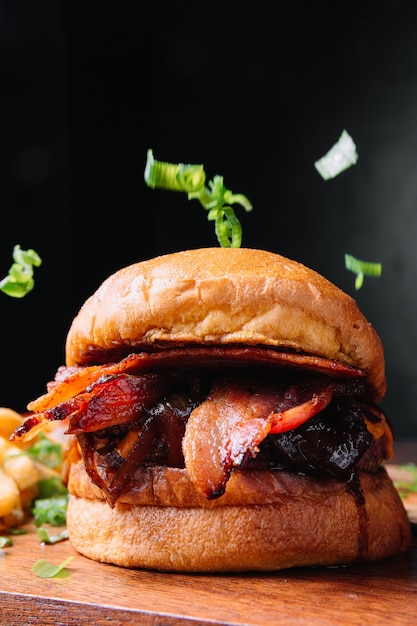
[1,448,416,626]
[0,510,416,625]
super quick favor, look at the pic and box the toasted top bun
[65,248,386,401]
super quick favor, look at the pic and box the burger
[11,247,411,571]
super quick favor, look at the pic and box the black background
[2,0,417,438]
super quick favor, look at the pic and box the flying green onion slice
[0,245,42,298]
[144,149,252,248]
[315,130,358,180]
[345,254,382,290]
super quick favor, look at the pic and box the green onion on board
[32,556,73,579]
[36,527,69,545]
[25,434,64,470]
[32,493,69,528]
[0,536,13,548]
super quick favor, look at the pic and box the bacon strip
[182,377,335,499]
[11,372,168,441]
[268,382,334,434]
[28,353,149,413]
[27,347,363,415]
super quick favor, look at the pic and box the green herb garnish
[37,476,68,499]
[32,556,73,579]
[37,527,69,544]
[0,245,42,298]
[0,536,13,548]
[393,463,417,498]
[144,149,252,248]
[3,435,64,475]
[315,130,358,180]
[32,492,69,527]
[26,434,63,470]
[345,253,382,290]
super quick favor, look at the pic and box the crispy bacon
[182,376,335,499]
[66,373,168,434]
[9,346,379,507]
[27,347,363,414]
[75,391,198,506]
[28,353,150,413]
[11,372,169,441]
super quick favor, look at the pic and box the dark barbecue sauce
[346,471,370,561]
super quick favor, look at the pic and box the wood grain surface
[1,452,416,626]
[1,518,416,625]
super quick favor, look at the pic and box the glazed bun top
[65,247,386,401]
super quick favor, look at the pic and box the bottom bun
[66,463,411,572]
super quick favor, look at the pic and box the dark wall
[1,0,417,438]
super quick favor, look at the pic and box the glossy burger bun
[66,462,411,572]
[66,247,386,401]
[64,248,411,572]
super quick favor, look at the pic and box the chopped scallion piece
[345,254,382,290]
[144,149,252,248]
[32,493,69,527]
[37,527,69,544]
[0,536,12,548]
[315,130,358,180]
[26,434,63,470]
[32,556,73,578]
[144,149,206,192]
[0,245,42,298]
[37,476,68,499]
